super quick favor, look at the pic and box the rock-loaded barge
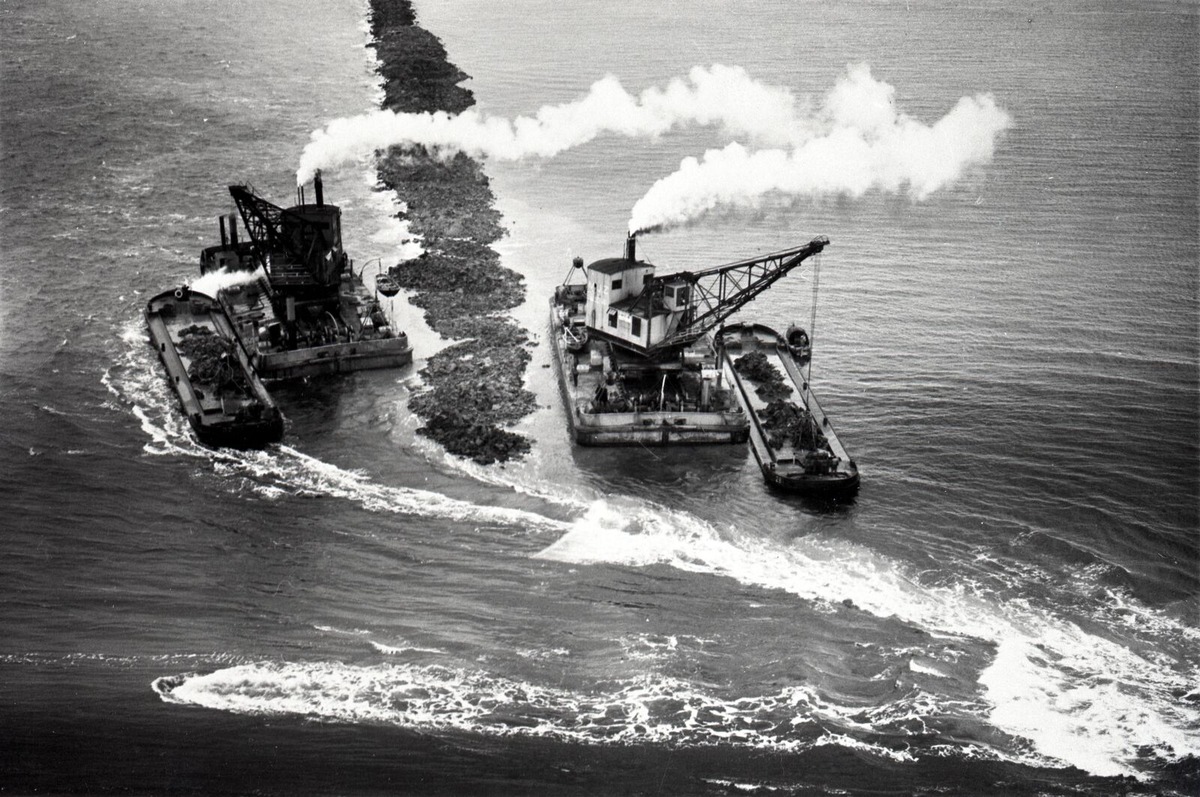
[200,172,412,380]
[718,323,859,496]
[145,286,283,448]
[551,235,829,448]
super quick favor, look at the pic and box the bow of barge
[145,286,284,448]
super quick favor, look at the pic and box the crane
[584,235,829,358]
[228,171,347,292]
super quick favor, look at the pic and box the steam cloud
[629,65,1011,234]
[190,266,265,298]
[296,64,798,185]
[297,63,1010,235]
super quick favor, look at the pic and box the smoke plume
[297,65,799,185]
[296,63,1010,235]
[190,267,265,298]
[629,65,1011,234]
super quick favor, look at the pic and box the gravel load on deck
[733,350,793,402]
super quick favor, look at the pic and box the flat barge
[551,269,748,447]
[718,322,858,496]
[145,286,283,448]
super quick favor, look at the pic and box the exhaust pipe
[624,234,636,262]
[314,170,324,206]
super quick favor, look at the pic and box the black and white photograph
[1,0,1196,793]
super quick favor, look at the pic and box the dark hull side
[763,464,861,496]
[189,415,284,449]
[145,287,284,449]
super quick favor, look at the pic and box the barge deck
[145,286,284,448]
[551,283,748,446]
[718,322,858,496]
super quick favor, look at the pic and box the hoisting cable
[803,252,821,422]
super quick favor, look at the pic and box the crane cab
[584,236,696,356]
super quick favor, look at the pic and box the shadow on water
[568,440,751,501]
[767,484,861,518]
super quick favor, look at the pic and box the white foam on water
[361,178,424,262]
[907,658,950,678]
[369,640,447,656]
[107,318,570,535]
[533,500,1200,778]
[411,437,592,512]
[115,315,1196,777]
[811,731,915,763]
[151,659,920,760]
[979,638,1195,778]
[261,444,570,533]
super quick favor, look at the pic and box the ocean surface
[1,0,1197,794]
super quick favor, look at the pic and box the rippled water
[1,0,1197,794]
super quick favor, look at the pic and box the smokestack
[228,214,239,248]
[314,169,324,206]
[624,234,636,262]
[219,215,228,247]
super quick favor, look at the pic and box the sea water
[1,0,1196,793]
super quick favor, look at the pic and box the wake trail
[534,503,1200,779]
[107,318,570,534]
[116,318,1195,779]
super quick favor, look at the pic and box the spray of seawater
[117,316,1195,779]
[534,502,1199,779]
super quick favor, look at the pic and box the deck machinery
[586,235,829,358]
[552,234,829,446]
[199,172,412,379]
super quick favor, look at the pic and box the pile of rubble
[760,400,827,452]
[369,0,535,464]
[177,326,240,389]
[733,351,793,402]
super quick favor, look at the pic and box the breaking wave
[153,658,940,761]
[535,501,1200,778]
[116,318,1197,779]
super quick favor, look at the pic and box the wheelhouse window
[611,278,623,290]
[607,310,618,328]
[631,317,642,337]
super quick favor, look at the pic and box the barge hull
[253,337,413,380]
[551,299,748,446]
[145,287,284,449]
[718,323,858,496]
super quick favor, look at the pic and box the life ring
[174,288,186,300]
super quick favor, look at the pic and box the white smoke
[189,266,265,298]
[296,64,799,184]
[629,65,1011,234]
[296,63,1010,235]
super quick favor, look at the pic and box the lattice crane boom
[647,235,829,354]
[228,180,346,288]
